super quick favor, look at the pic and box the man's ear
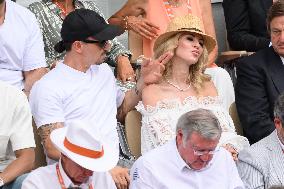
[274,117,282,130]
[72,41,83,53]
[176,129,184,146]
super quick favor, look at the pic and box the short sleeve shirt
[0,0,46,89]
[30,62,124,149]
[0,81,35,171]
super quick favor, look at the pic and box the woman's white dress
[136,96,249,155]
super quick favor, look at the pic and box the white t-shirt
[0,0,46,89]
[0,81,35,172]
[22,160,116,189]
[130,139,244,189]
[30,62,124,163]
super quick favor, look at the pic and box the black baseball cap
[55,9,124,53]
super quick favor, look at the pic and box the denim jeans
[1,174,28,189]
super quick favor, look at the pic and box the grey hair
[274,93,284,126]
[176,109,221,143]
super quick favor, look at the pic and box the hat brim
[50,127,119,172]
[92,24,124,41]
[154,30,216,53]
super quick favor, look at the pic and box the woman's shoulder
[200,80,218,97]
[142,84,166,107]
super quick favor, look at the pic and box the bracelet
[123,16,129,30]
[0,176,5,187]
[120,53,130,59]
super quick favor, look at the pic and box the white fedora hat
[50,120,119,172]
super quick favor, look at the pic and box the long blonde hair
[153,32,211,93]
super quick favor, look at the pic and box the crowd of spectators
[1,0,284,189]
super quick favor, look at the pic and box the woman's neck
[53,0,75,16]
[168,57,191,84]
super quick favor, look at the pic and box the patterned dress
[137,96,250,155]
[28,0,131,68]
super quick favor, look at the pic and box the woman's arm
[108,0,159,39]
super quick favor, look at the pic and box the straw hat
[154,14,217,53]
[50,120,119,172]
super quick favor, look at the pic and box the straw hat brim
[51,127,119,172]
[154,29,217,53]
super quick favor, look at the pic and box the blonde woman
[109,0,235,111]
[136,14,249,160]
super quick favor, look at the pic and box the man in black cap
[29,9,172,189]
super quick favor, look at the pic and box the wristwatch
[0,176,4,187]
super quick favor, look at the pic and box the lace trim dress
[136,96,249,154]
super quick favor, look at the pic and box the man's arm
[22,11,47,95]
[237,151,265,189]
[222,0,270,51]
[23,68,48,96]
[0,148,34,185]
[37,123,64,161]
[235,58,275,144]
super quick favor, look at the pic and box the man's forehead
[271,16,284,28]
[188,132,218,148]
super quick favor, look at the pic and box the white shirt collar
[59,159,92,188]
[276,132,284,151]
[280,56,284,65]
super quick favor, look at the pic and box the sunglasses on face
[81,39,109,49]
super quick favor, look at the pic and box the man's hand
[139,52,173,86]
[109,166,130,189]
[116,55,135,83]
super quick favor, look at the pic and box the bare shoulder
[200,80,218,97]
[142,84,165,106]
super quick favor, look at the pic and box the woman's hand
[109,166,130,189]
[126,16,160,39]
[139,52,173,86]
[223,144,238,161]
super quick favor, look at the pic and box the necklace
[53,1,68,17]
[163,0,191,19]
[165,79,191,92]
[167,0,181,7]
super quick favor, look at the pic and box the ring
[126,77,132,81]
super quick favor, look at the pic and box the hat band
[64,138,104,159]
[177,28,203,33]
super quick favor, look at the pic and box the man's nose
[199,154,212,161]
[82,169,93,177]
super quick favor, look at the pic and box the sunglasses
[81,39,108,49]
[189,141,220,156]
